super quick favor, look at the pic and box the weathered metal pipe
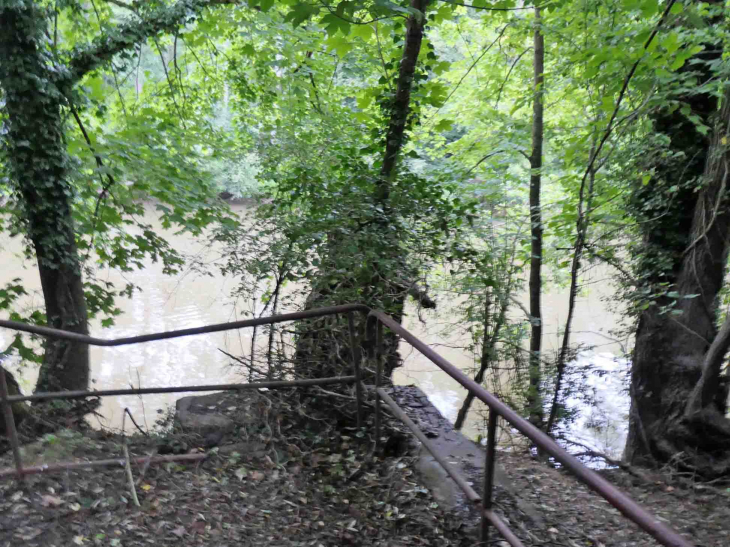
[347,312,364,428]
[480,411,498,542]
[0,370,23,481]
[482,510,526,547]
[0,452,207,479]
[0,303,696,547]
[366,310,694,547]
[7,376,356,404]
[0,304,370,347]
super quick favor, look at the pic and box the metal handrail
[0,304,370,347]
[0,304,694,547]
[0,304,368,481]
[5,376,356,404]
[364,310,694,547]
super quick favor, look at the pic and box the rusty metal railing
[362,310,694,547]
[0,304,367,480]
[0,304,694,547]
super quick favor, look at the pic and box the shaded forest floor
[0,390,471,547]
[0,389,728,546]
[495,451,729,546]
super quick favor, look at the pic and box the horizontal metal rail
[6,376,355,404]
[366,310,694,547]
[0,305,368,483]
[0,304,694,547]
[0,453,207,479]
[0,304,369,347]
[377,387,480,503]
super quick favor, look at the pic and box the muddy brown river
[0,204,627,454]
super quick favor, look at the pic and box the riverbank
[2,200,627,442]
[1,388,727,547]
[0,388,473,547]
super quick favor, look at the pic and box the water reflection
[1,205,628,451]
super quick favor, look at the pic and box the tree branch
[105,0,137,10]
[66,0,238,84]
[437,0,551,11]
[405,284,436,309]
[687,313,730,415]
[494,47,530,109]
[465,150,505,176]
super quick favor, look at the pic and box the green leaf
[661,31,680,56]
[284,3,319,27]
[258,0,275,11]
[325,34,353,57]
[357,93,374,109]
[320,14,351,36]
[640,0,659,18]
[601,96,615,113]
[351,24,373,41]
[434,119,454,132]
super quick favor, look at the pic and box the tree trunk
[454,292,507,430]
[527,6,545,427]
[625,84,730,475]
[0,3,90,393]
[295,0,430,381]
[1,1,230,393]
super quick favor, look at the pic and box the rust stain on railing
[0,304,694,547]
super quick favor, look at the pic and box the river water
[0,204,629,457]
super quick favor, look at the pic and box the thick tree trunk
[295,0,430,381]
[1,1,229,393]
[0,3,90,392]
[625,84,730,475]
[527,7,545,426]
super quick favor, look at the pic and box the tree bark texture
[0,0,231,393]
[626,84,730,476]
[295,0,430,382]
[379,0,429,194]
[0,3,90,392]
[527,7,545,427]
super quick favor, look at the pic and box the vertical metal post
[481,410,498,544]
[374,321,384,450]
[0,370,24,482]
[347,312,364,428]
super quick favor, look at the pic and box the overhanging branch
[65,0,239,84]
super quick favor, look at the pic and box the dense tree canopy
[1,0,729,476]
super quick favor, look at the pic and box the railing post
[347,312,364,428]
[374,321,384,450]
[481,410,498,544]
[0,369,24,482]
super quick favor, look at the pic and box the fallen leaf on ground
[40,494,64,507]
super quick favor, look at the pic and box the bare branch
[465,150,505,176]
[66,0,239,84]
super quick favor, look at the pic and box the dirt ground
[494,450,730,547]
[0,390,471,547]
[0,389,728,547]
